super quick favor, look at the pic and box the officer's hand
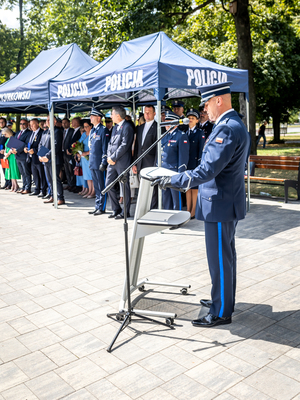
[151,176,172,190]
[99,163,106,172]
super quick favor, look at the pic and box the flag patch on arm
[216,137,223,143]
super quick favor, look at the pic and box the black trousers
[44,162,64,200]
[32,162,47,195]
[16,158,31,190]
[106,164,131,215]
[63,152,76,188]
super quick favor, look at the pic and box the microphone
[160,118,189,127]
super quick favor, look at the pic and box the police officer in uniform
[172,100,188,132]
[186,108,206,218]
[161,111,189,210]
[88,109,110,216]
[154,82,250,327]
[198,104,214,139]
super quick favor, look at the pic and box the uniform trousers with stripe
[162,188,181,210]
[205,220,237,318]
[90,169,107,211]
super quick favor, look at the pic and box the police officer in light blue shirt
[153,82,250,328]
[160,111,189,210]
[88,108,110,216]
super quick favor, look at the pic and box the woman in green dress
[0,127,21,192]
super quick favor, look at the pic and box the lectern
[117,166,191,324]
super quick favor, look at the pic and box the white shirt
[142,120,154,144]
[116,119,125,131]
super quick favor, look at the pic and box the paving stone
[0,338,30,362]
[25,371,74,400]
[0,361,28,392]
[1,383,38,400]
[138,353,186,382]
[18,327,61,351]
[41,343,78,367]
[55,357,107,389]
[268,354,300,382]
[228,382,273,400]
[244,367,300,400]
[161,374,216,400]
[140,387,178,400]
[61,388,97,399]
[87,378,132,400]
[14,350,56,378]
[62,332,106,358]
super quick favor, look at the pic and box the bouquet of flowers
[71,141,89,160]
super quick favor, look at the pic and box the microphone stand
[103,123,183,353]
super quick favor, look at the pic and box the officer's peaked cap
[186,108,200,119]
[89,108,104,118]
[172,100,185,108]
[199,81,233,106]
[165,111,178,121]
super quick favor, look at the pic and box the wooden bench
[247,155,300,203]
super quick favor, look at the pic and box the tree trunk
[234,0,256,154]
[16,0,24,74]
[272,111,281,143]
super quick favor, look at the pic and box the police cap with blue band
[89,108,104,118]
[199,81,233,106]
[186,108,200,119]
[172,100,185,108]
[165,111,179,121]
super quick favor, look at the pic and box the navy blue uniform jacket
[161,127,189,173]
[187,127,206,170]
[89,124,110,170]
[171,110,250,222]
[107,120,134,168]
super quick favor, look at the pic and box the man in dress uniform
[153,82,250,327]
[160,111,189,210]
[132,105,158,208]
[105,117,113,141]
[24,118,46,196]
[106,106,134,219]
[198,104,214,140]
[172,100,188,132]
[39,115,65,205]
[12,118,32,194]
[87,109,110,216]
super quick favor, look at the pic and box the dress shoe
[200,299,212,308]
[5,186,11,190]
[94,209,105,216]
[44,197,54,203]
[192,313,231,328]
[37,193,45,198]
[108,209,122,218]
[88,209,97,214]
[53,199,65,206]
[17,189,24,193]
[21,190,31,194]
[29,192,39,196]
[0,186,7,189]
[115,212,130,219]
[42,194,51,200]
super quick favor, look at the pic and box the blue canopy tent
[0,43,99,114]
[0,43,99,207]
[49,32,250,209]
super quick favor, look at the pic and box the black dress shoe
[200,299,212,308]
[42,194,51,200]
[29,192,39,196]
[94,210,105,216]
[88,209,97,214]
[108,209,122,218]
[37,193,45,198]
[192,313,232,328]
[115,212,130,219]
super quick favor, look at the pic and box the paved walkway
[0,189,300,400]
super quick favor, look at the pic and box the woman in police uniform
[186,108,206,219]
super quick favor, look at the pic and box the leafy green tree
[0,23,19,83]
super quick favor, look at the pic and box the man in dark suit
[198,104,214,140]
[12,118,32,194]
[106,106,134,219]
[154,82,250,328]
[132,105,158,208]
[24,118,46,197]
[105,117,113,142]
[39,115,65,205]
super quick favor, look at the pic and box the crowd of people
[0,101,214,218]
